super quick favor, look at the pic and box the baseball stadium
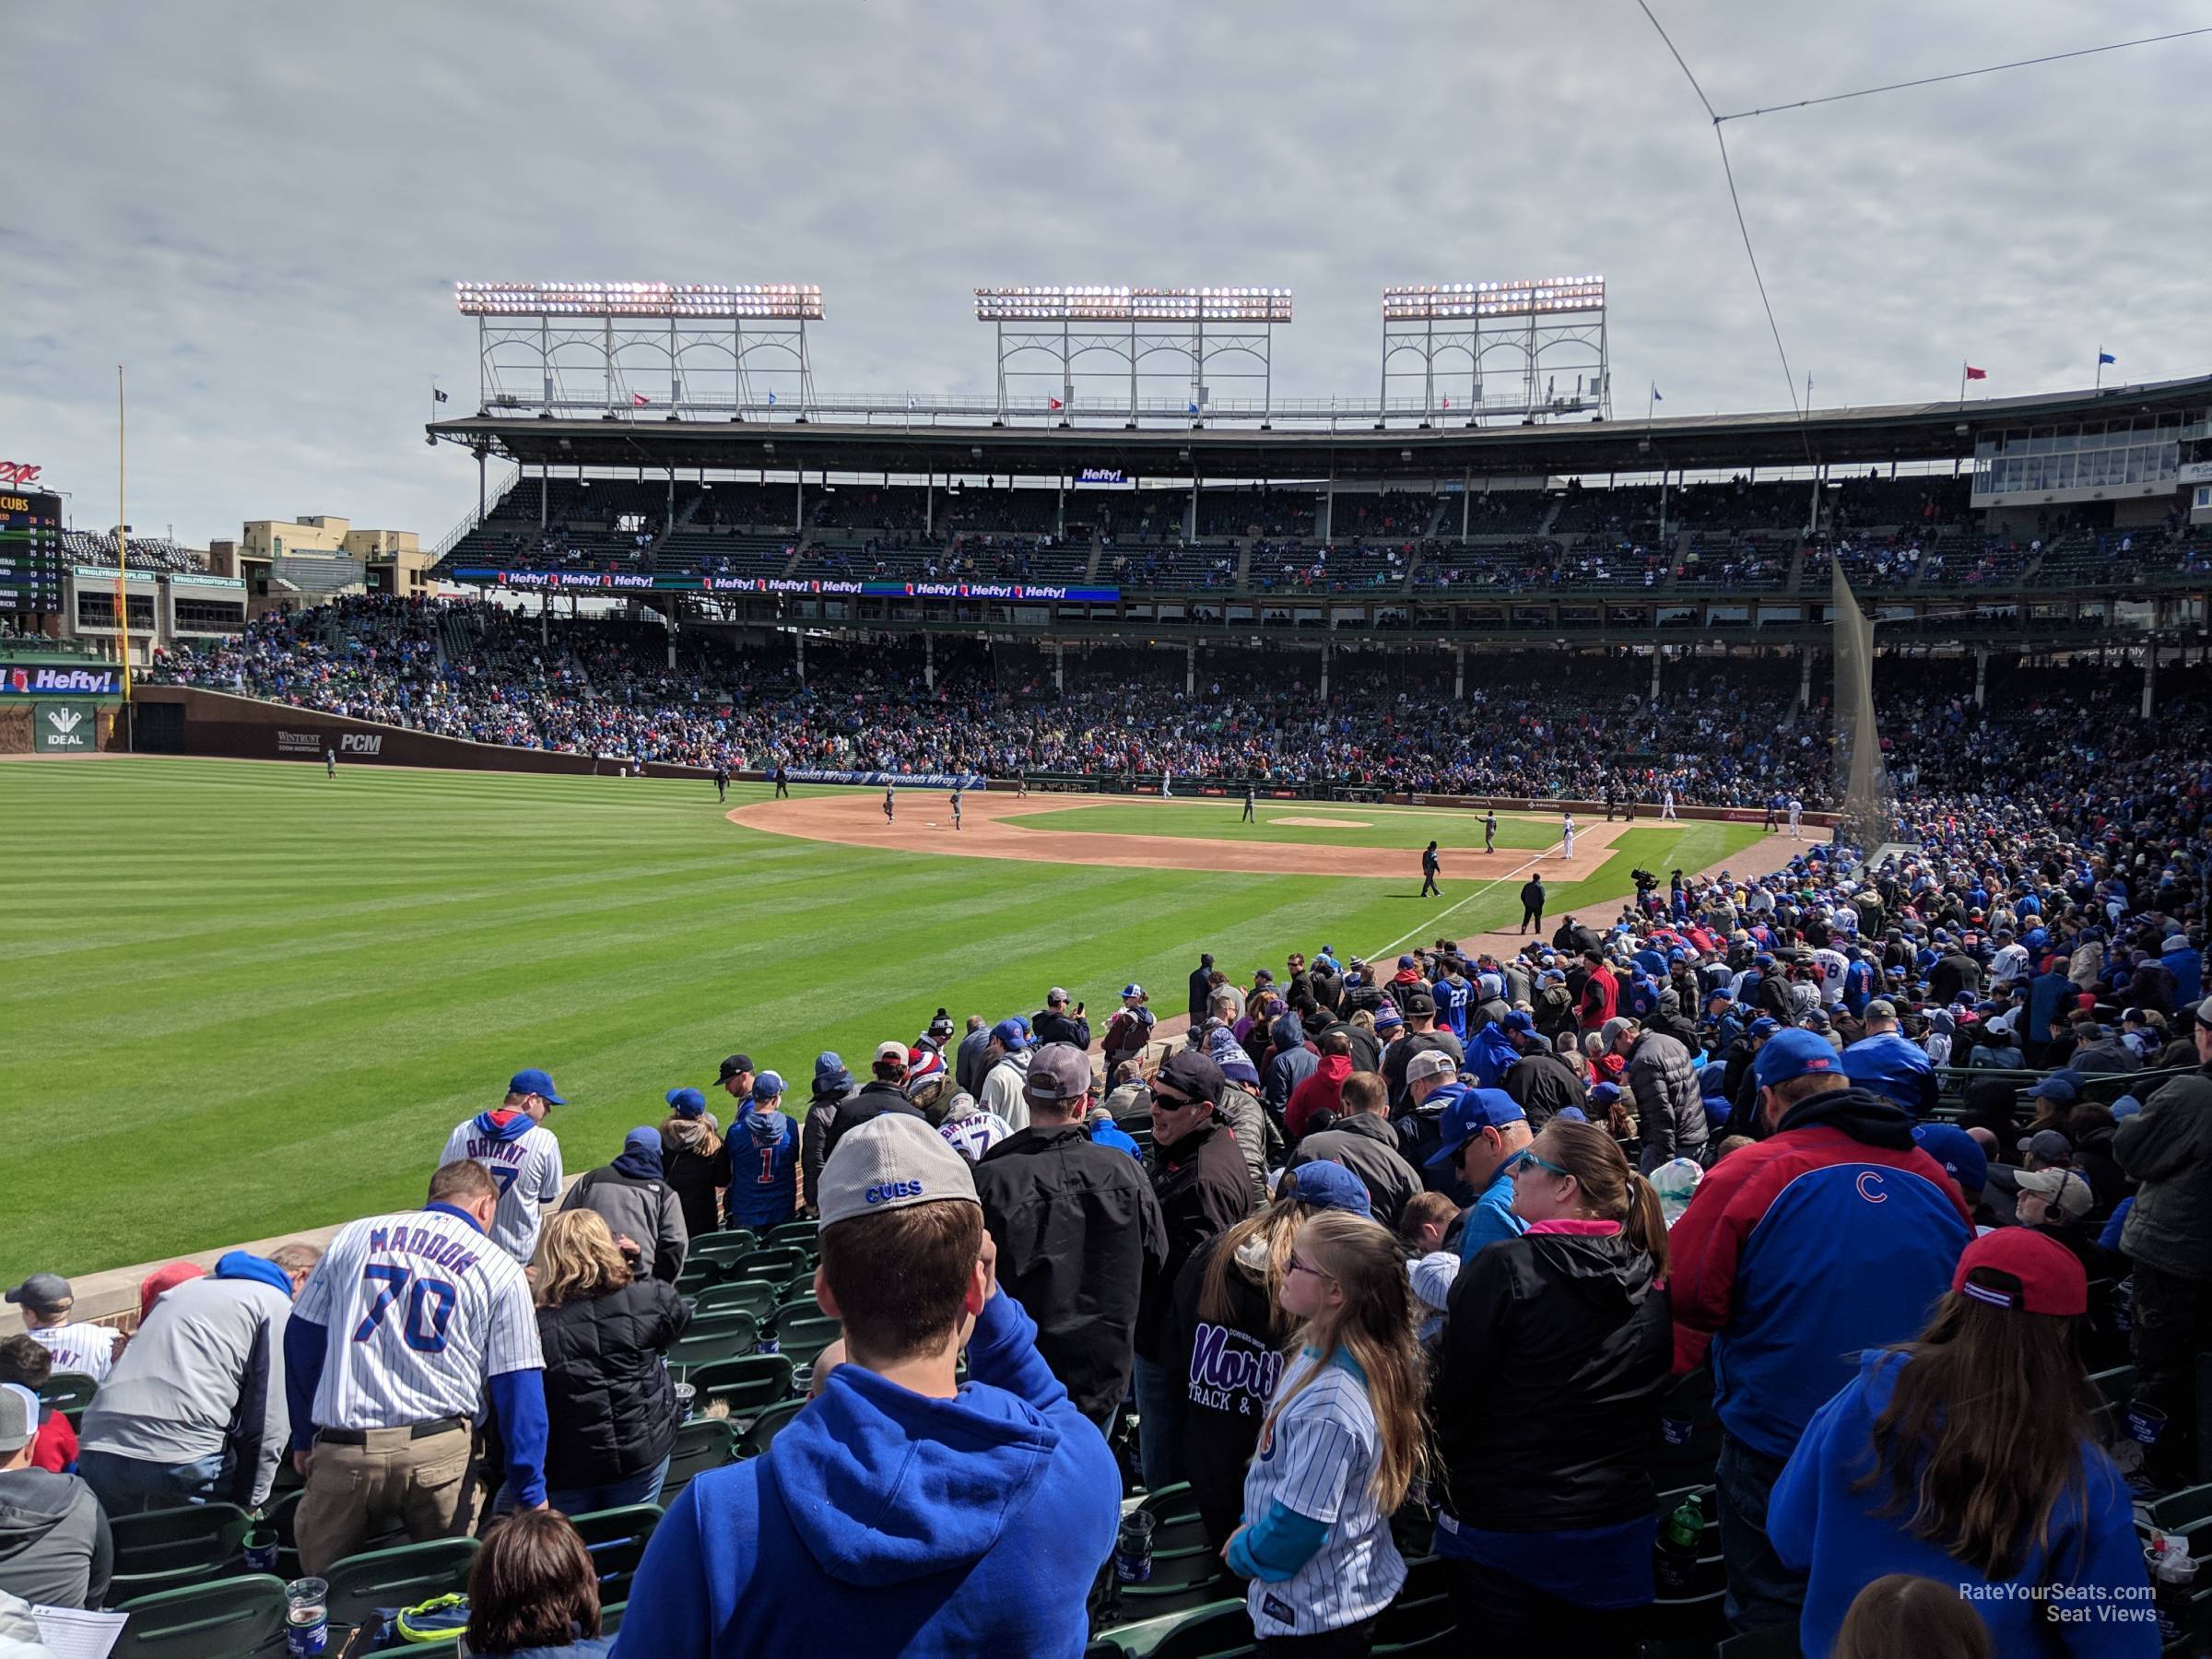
[6,11,2212,1657]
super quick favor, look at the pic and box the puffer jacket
[2116,1068,2212,1283]
[535,1277,690,1491]
[660,1120,732,1240]
[1627,1029,1705,1171]
[1432,1224,1672,1535]
[1213,1082,1276,1204]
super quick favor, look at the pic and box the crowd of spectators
[5,700,2207,1653]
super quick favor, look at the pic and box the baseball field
[1,758,1771,1284]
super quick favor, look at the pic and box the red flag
[631,393,650,406]
[1441,396,1451,409]
[1963,365,1987,382]
[1047,396,1064,410]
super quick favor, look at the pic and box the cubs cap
[1752,1029,1841,1090]
[1502,1009,1537,1034]
[665,1087,707,1119]
[817,1112,982,1230]
[510,1067,567,1105]
[990,1018,1032,1051]
[0,1383,38,1454]
[1122,983,1147,1000]
[715,1054,755,1085]
[1912,1123,1988,1197]
[1287,1161,1373,1218]
[1406,1049,1459,1086]
[1427,1088,1527,1171]
[1951,1228,2087,1317]
[1023,1042,1093,1106]
[1398,955,1417,969]
[751,1071,786,1100]
[3,1275,71,1313]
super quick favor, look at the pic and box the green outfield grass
[1010,800,1570,851]
[0,759,1760,1281]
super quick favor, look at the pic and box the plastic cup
[674,1382,696,1422]
[242,1528,279,1573]
[284,1577,329,1656]
[1661,1416,1695,1446]
[1114,1511,1156,1584]
[2128,1403,2168,1446]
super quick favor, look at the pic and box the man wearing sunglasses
[1424,1088,1534,1263]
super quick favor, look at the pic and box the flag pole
[2095,348,2104,390]
[1958,361,1967,408]
[116,364,133,752]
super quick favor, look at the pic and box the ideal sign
[4,665,124,697]
[33,701,96,752]
[0,462,41,488]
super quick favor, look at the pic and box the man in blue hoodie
[726,1072,800,1232]
[613,1113,1119,1658]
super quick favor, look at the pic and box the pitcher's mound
[1271,816,1372,828]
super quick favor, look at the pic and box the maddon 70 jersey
[293,1206,542,1430]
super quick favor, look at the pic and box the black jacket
[1139,1119,1256,1359]
[1433,1229,1672,1533]
[799,1079,858,1217]
[1502,1049,1587,1130]
[659,1122,733,1240]
[536,1277,691,1490]
[821,1079,924,1160]
[1288,1114,1424,1230]
[1032,1008,1093,1050]
[1160,1231,1288,1549]
[1190,965,1217,1025]
[974,1124,1167,1423]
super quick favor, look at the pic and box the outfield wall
[122,687,1841,826]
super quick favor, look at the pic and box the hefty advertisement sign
[3,665,125,698]
[448,568,1120,604]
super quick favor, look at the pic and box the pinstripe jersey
[292,1206,542,1430]
[439,1115,564,1262]
[27,1323,119,1383]
[1240,1346,1406,1638]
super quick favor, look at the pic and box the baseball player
[6,1274,120,1382]
[884,782,896,823]
[439,1068,566,1264]
[1788,795,1804,839]
[950,787,964,831]
[714,763,729,804]
[325,748,336,780]
[1560,812,1576,860]
[283,1159,547,1573]
[1482,809,1498,853]
[1661,787,1677,820]
[1242,784,1256,824]
[1419,841,1441,899]
[1160,767,1172,798]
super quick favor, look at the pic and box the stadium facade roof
[431,371,2212,483]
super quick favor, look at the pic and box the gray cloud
[3,0,2206,545]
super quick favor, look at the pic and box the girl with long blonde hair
[1224,1208,1425,1653]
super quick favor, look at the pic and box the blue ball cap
[1553,1105,1590,1123]
[1426,1088,1526,1171]
[1749,1016,1781,1039]
[1501,1008,1537,1034]
[1589,1082,1623,1105]
[509,1067,565,1106]
[665,1087,706,1118]
[1399,954,1418,969]
[991,1017,1033,1051]
[752,1071,786,1100]
[1912,1123,1988,1195]
[813,1051,844,1078]
[1288,1161,1373,1218]
[1752,1029,1841,1091]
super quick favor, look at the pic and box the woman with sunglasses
[1430,1117,1674,1655]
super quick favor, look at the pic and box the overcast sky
[5,1,2207,546]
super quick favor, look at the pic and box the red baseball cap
[1951,1229,2087,1317]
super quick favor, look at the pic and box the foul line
[1367,845,1559,959]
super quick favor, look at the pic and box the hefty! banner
[450,569,1117,603]
[3,665,126,698]
[785,769,988,791]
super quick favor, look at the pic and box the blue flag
[1652,383,1664,402]
[1187,401,1199,415]
[2098,350,2116,366]
[767,390,777,406]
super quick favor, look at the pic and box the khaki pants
[295,1423,477,1575]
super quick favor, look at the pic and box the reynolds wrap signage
[4,665,125,698]
[787,769,988,790]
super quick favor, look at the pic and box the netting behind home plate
[1831,566,1897,849]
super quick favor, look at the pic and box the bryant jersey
[1240,1347,1405,1637]
[28,1322,120,1383]
[293,1206,541,1430]
[939,1109,1015,1163]
[725,1110,799,1230]
[439,1118,564,1262]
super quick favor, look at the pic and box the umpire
[1519,874,1547,935]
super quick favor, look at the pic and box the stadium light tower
[455,282,824,419]
[1378,276,1609,428]
[972,287,1293,427]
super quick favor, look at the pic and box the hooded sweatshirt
[607,1289,1118,1659]
[1263,1012,1319,1110]
[1282,1051,1353,1142]
[660,1117,732,1240]
[0,1465,110,1611]
[441,1107,564,1263]
[725,1105,799,1231]
[561,1132,688,1284]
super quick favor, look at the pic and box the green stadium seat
[322,1536,478,1628]
[1138,1481,1200,1524]
[689,1230,760,1263]
[768,1311,843,1366]
[662,1416,741,1502]
[112,1573,288,1659]
[259,1486,305,1581]
[1131,1598,1253,1658]
[691,1354,795,1416]
[763,1219,819,1248]
[602,1600,628,1635]
[106,1502,252,1600]
[38,1371,99,1418]
[669,1313,761,1372]
[1717,1622,1805,1657]
[730,1244,812,1282]
[693,1277,781,1319]
[739,1396,808,1457]
[565,1503,663,1604]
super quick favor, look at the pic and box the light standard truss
[1379,276,1609,427]
[973,287,1293,426]
[457,282,823,418]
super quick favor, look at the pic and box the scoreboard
[0,489,64,614]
